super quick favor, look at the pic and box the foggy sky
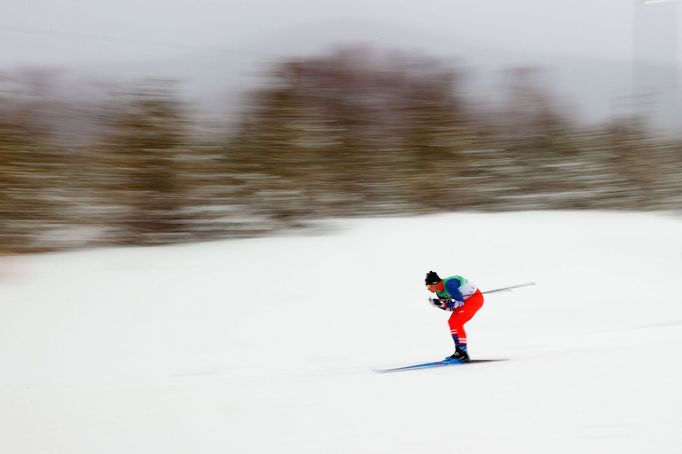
[2,0,674,67]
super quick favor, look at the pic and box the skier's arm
[444,279,465,303]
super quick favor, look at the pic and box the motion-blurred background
[2,0,682,252]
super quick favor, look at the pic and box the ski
[373,359,504,373]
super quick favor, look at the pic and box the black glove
[428,297,444,308]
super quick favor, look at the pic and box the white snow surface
[1,211,681,453]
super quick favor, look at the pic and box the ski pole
[481,282,536,294]
[430,282,536,301]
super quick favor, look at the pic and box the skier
[425,270,484,363]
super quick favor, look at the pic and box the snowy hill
[1,211,681,453]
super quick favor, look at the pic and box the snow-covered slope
[1,211,681,453]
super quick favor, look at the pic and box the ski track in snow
[1,211,681,454]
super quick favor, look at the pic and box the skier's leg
[448,311,466,350]
[447,290,484,353]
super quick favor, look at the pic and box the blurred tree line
[2,48,682,253]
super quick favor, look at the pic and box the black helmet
[425,271,441,285]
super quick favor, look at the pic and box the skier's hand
[428,297,445,308]
[445,299,465,310]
